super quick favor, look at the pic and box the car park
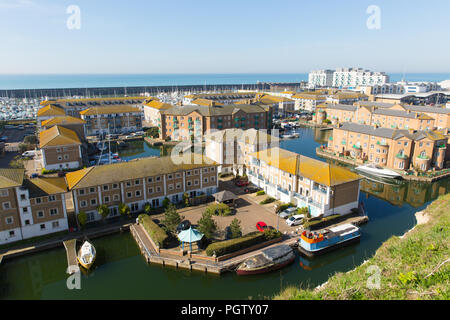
[236,180,249,187]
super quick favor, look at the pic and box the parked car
[176,220,191,233]
[236,180,249,187]
[278,207,297,219]
[0,136,8,142]
[286,215,305,227]
[57,171,66,177]
[18,125,25,130]
[256,221,268,232]
[30,173,39,179]
[22,150,37,158]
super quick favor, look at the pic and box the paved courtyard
[168,180,303,238]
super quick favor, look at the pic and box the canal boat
[77,241,96,270]
[236,245,295,275]
[298,224,361,258]
[355,164,401,179]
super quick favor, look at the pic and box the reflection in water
[299,244,358,271]
[107,140,174,161]
[361,178,449,208]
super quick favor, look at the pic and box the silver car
[278,207,297,219]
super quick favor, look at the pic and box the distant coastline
[0,73,449,91]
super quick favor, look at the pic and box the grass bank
[275,193,450,300]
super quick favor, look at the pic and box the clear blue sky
[1,0,449,74]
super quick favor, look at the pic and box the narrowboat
[298,224,361,258]
[236,245,295,276]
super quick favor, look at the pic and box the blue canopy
[178,227,204,243]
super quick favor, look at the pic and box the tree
[97,204,110,220]
[229,218,242,239]
[24,135,38,145]
[162,197,171,209]
[197,211,217,239]
[118,203,131,217]
[162,204,184,232]
[183,193,190,207]
[144,202,152,215]
[77,211,87,227]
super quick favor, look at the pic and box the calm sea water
[1,127,448,300]
[0,73,449,90]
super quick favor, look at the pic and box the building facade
[247,148,361,217]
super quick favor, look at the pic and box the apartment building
[291,92,328,112]
[39,125,83,171]
[332,68,389,88]
[328,122,448,171]
[326,92,368,105]
[254,94,295,117]
[204,128,279,175]
[39,97,147,118]
[247,148,361,217]
[80,106,142,136]
[183,92,256,106]
[65,154,219,223]
[308,70,334,88]
[159,103,273,142]
[142,99,174,126]
[315,102,450,131]
[40,116,86,141]
[0,169,69,245]
[36,104,66,128]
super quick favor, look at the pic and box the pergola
[212,190,238,207]
[178,227,204,252]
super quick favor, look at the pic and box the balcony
[277,186,289,196]
[396,153,408,160]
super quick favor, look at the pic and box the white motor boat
[355,164,402,179]
[77,241,96,270]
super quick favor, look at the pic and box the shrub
[162,197,171,209]
[256,190,266,196]
[119,203,131,217]
[263,229,283,241]
[218,172,233,178]
[144,202,152,215]
[205,232,265,256]
[162,204,184,232]
[229,218,242,239]
[138,214,169,248]
[197,211,217,239]
[206,203,232,217]
[145,127,159,138]
[298,207,309,216]
[260,197,276,205]
[97,204,110,220]
[77,211,87,227]
[276,202,294,213]
[24,135,38,145]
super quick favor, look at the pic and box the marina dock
[63,240,80,275]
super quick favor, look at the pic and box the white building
[332,68,389,88]
[308,70,334,88]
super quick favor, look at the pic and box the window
[168,184,174,191]
[113,194,120,201]
[64,154,69,160]
[80,201,87,208]
[78,189,85,196]
[148,177,153,183]
[5,217,13,225]
[176,173,181,179]
[0,189,9,197]
[194,180,199,185]
[2,202,11,210]
[156,187,162,193]
[194,170,199,175]
[176,183,181,189]
[40,224,46,230]
[52,221,60,229]
[168,174,173,180]
[9,231,15,237]
[20,194,26,201]
[90,199,97,206]
[135,190,141,197]
[49,195,56,202]
[203,168,208,173]
[211,176,215,182]
[187,181,192,187]
[127,192,132,198]
[113,183,119,189]
[23,207,28,214]
[25,220,30,225]
[58,156,63,161]
[103,185,109,191]
[186,171,191,176]
[135,180,140,185]
[204,177,209,183]
[89,187,96,194]
[126,182,131,187]
[156,176,161,182]
[104,196,110,203]
[148,187,153,194]
[50,208,58,216]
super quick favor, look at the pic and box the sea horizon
[0,72,449,91]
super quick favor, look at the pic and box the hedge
[303,214,342,230]
[138,214,169,248]
[260,196,276,205]
[256,190,266,196]
[205,230,282,257]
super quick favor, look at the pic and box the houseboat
[298,224,361,258]
[236,245,295,275]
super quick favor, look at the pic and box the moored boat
[77,241,96,270]
[236,245,295,275]
[298,224,361,258]
[355,163,401,179]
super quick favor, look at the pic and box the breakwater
[0,82,302,99]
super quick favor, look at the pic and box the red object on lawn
[256,221,268,232]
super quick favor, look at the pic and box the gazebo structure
[212,190,238,208]
[178,227,204,252]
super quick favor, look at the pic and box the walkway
[63,239,80,274]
